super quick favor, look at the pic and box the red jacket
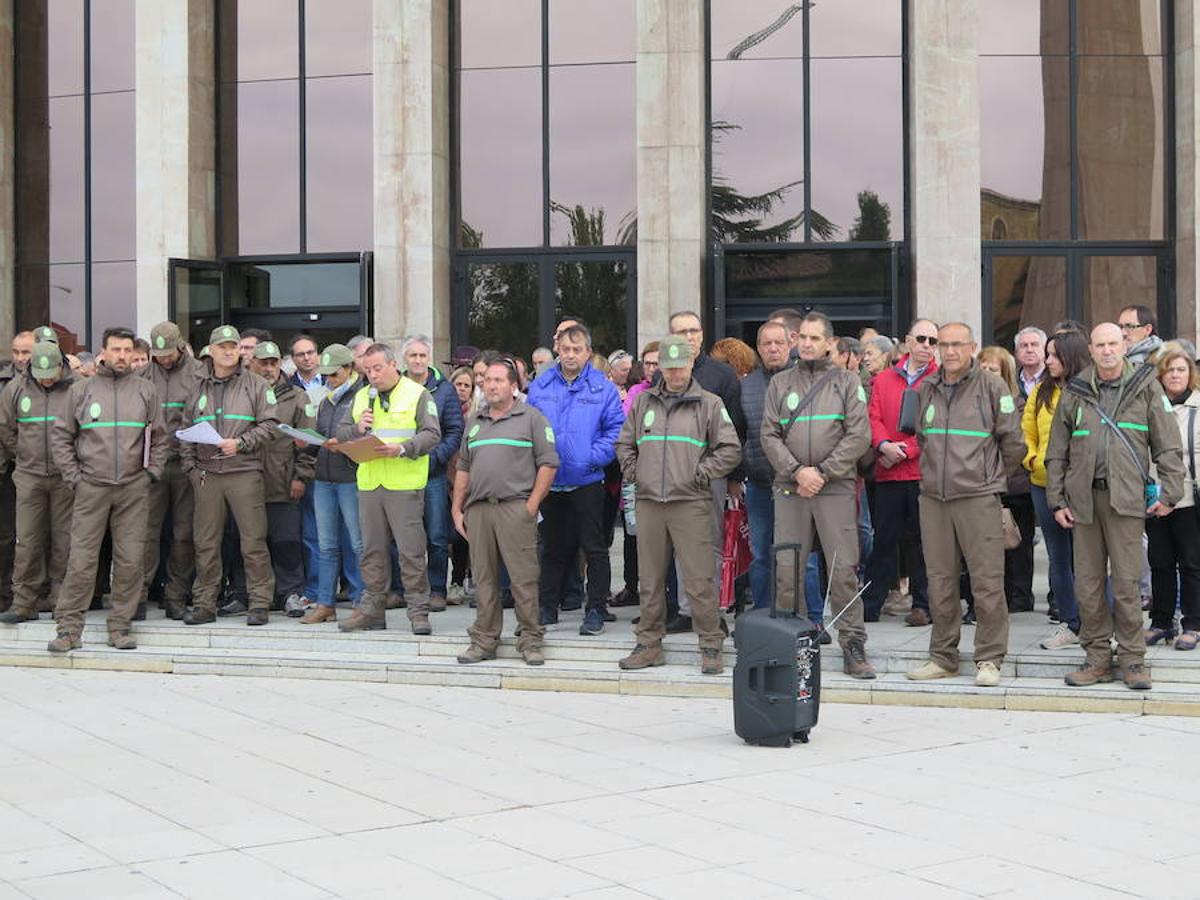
[867,355,938,483]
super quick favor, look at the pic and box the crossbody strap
[1188,406,1196,487]
[1066,385,1152,486]
[779,368,841,446]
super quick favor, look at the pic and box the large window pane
[1077,56,1165,241]
[555,260,628,353]
[49,96,85,264]
[458,0,540,69]
[980,56,1071,241]
[90,261,136,347]
[306,75,373,251]
[710,1,803,60]
[229,262,361,309]
[305,0,372,76]
[809,58,903,241]
[234,0,299,81]
[1077,0,1162,55]
[549,65,636,246]
[48,0,84,97]
[1084,255,1157,326]
[236,80,301,254]
[979,0,1068,56]
[991,255,1067,349]
[467,262,539,353]
[47,263,87,351]
[808,0,902,58]
[90,91,136,262]
[725,249,892,300]
[173,266,223,350]
[710,59,804,241]
[459,68,543,247]
[549,0,635,65]
[90,0,135,93]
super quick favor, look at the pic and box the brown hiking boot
[619,643,665,670]
[384,592,406,609]
[410,612,432,636]
[843,639,876,680]
[107,631,137,650]
[1122,663,1152,691]
[700,647,724,675]
[905,607,931,627]
[1064,663,1116,686]
[300,605,336,624]
[456,645,496,664]
[340,593,386,632]
[522,646,545,667]
[164,600,186,621]
[47,632,81,653]
[429,594,447,612]
[0,608,38,624]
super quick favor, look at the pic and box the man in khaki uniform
[179,325,280,626]
[907,322,1026,687]
[453,359,559,666]
[761,311,874,679]
[0,330,35,612]
[0,343,77,622]
[48,328,167,651]
[615,334,741,675]
[1047,322,1184,690]
[140,321,206,619]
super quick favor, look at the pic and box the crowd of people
[0,301,1192,688]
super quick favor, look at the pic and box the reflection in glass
[467,262,539,353]
[980,56,1070,241]
[229,262,361,309]
[47,264,87,350]
[459,68,543,247]
[555,260,628,353]
[1084,256,1157,327]
[1077,56,1164,241]
[90,91,136,262]
[49,96,85,264]
[807,0,901,57]
[236,80,301,254]
[234,0,299,81]
[305,0,373,76]
[90,261,136,347]
[48,0,84,97]
[549,0,635,65]
[173,266,223,350]
[991,255,1067,350]
[458,0,541,69]
[549,65,636,246]
[724,249,892,300]
[306,76,373,251]
[1077,0,1161,55]
[90,0,135,93]
[809,58,903,241]
[979,0,1067,56]
[710,0,803,61]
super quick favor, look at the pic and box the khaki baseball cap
[30,342,63,379]
[210,325,240,346]
[253,341,282,360]
[149,321,183,356]
[198,345,211,359]
[32,325,57,345]
[658,334,693,369]
[317,344,353,375]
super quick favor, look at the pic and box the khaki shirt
[457,400,559,508]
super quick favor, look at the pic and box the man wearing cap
[247,340,317,614]
[0,342,77,623]
[615,334,741,674]
[336,342,441,635]
[0,331,35,612]
[453,359,558,665]
[48,327,167,652]
[140,321,206,619]
[179,325,280,626]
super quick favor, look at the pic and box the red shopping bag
[720,496,752,610]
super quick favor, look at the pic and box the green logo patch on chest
[19,396,31,414]
[643,410,655,428]
[198,394,208,412]
[88,402,102,420]
[925,404,935,425]
[786,392,800,411]
[265,388,277,405]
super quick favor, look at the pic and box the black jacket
[741,362,792,486]
[315,375,361,484]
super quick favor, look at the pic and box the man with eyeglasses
[1118,305,1163,367]
[862,319,939,625]
[288,334,325,612]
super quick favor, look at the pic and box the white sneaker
[975,661,1001,687]
[1040,625,1080,650]
[447,584,466,605]
[462,576,476,599]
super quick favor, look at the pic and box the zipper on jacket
[940,387,952,499]
[113,377,120,483]
[42,387,50,477]
[659,395,669,501]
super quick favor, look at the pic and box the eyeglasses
[911,335,939,346]
[1118,322,1146,331]
[672,327,703,337]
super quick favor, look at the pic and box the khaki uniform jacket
[51,363,168,487]
[261,377,318,504]
[760,356,870,496]
[916,361,1026,501]
[457,400,559,508]
[616,378,741,503]
[1045,361,1185,523]
[141,353,206,462]
[0,371,78,476]
[180,362,280,475]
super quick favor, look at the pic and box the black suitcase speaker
[733,543,868,747]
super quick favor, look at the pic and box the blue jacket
[528,362,624,489]
[423,367,464,479]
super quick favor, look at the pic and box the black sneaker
[183,608,216,626]
[602,610,617,623]
[665,614,693,634]
[610,588,639,607]
[218,599,248,617]
[246,608,269,626]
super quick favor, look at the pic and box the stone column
[1177,0,1200,344]
[636,0,706,348]
[373,0,450,359]
[907,0,981,336]
[135,0,217,338]
[0,0,14,349]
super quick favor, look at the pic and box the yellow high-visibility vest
[350,377,429,491]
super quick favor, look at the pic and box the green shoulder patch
[304,403,316,418]
[468,424,480,438]
[999,395,1015,414]
[265,388,277,405]
[1075,406,1083,425]
[721,408,731,423]
[545,426,556,443]
[427,400,437,416]
[857,385,867,403]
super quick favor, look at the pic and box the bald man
[0,331,33,609]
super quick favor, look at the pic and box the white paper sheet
[175,421,224,445]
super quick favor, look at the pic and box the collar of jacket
[31,371,76,393]
[204,358,247,384]
[891,354,937,381]
[327,372,359,405]
[472,398,528,424]
[647,377,703,403]
[1068,360,1153,402]
[546,361,599,390]
[926,358,980,389]
[95,361,132,381]
[422,368,444,392]
[795,355,834,375]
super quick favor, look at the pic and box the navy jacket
[527,362,624,489]
[423,367,464,479]
[741,361,793,487]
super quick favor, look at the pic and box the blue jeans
[424,474,451,598]
[1031,484,1079,631]
[745,482,775,609]
[805,552,824,621]
[857,484,873,580]
[301,482,319,598]
[313,480,364,608]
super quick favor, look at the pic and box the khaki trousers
[0,470,14,607]
[1074,488,1147,669]
[192,470,274,613]
[54,475,148,637]
[636,498,723,651]
[359,487,428,617]
[11,470,73,615]
[466,500,542,652]
[920,494,1009,669]
[774,490,867,648]
[143,458,195,604]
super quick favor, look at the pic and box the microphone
[365,387,378,433]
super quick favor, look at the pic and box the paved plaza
[0,668,1197,899]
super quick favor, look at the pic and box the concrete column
[636,0,706,348]
[373,0,450,359]
[135,0,217,338]
[0,0,13,349]
[1177,0,1199,344]
[907,0,981,336]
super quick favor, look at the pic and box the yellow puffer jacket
[1022,381,1058,488]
